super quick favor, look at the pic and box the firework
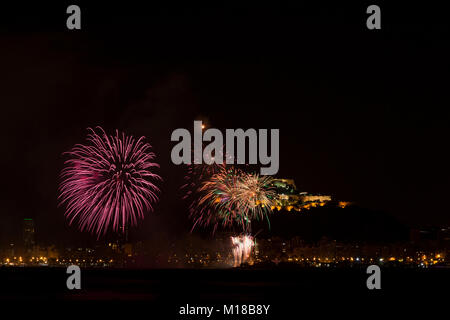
[181,159,225,201]
[59,127,161,237]
[182,144,232,232]
[181,144,233,200]
[191,167,275,232]
[231,234,254,267]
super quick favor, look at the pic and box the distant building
[299,194,332,203]
[270,179,333,212]
[271,179,298,195]
[23,218,35,253]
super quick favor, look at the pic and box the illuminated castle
[270,179,348,212]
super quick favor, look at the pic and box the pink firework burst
[59,127,161,237]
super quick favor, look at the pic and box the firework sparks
[181,144,233,200]
[190,167,275,232]
[182,144,232,232]
[231,234,254,267]
[59,127,161,237]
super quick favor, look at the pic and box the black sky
[1,3,449,245]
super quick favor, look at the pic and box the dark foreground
[1,266,448,318]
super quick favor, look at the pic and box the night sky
[1,3,449,245]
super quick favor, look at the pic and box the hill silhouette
[252,205,409,243]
